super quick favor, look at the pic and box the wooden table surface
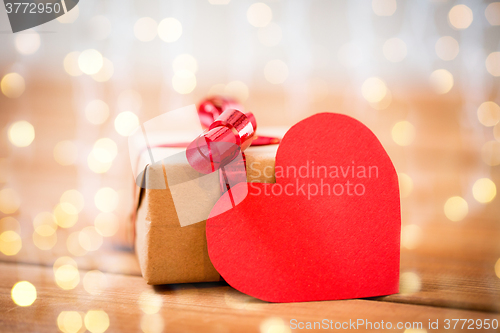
[1,83,500,332]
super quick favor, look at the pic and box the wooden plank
[380,251,500,313]
[3,248,500,313]
[0,240,141,277]
[0,262,499,333]
[2,82,500,328]
[1,213,500,313]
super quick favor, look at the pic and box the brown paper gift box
[132,137,281,285]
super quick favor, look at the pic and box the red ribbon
[131,96,280,242]
[197,96,280,146]
[186,96,280,193]
[187,100,252,174]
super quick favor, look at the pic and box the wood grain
[1,262,499,333]
[1,82,500,331]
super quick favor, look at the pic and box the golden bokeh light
[472,178,497,204]
[392,121,415,146]
[64,52,83,76]
[67,232,88,257]
[257,22,282,47]
[1,216,21,233]
[372,0,397,16]
[91,138,118,164]
[0,230,22,256]
[444,196,468,222]
[92,58,114,82]
[55,264,80,290]
[84,310,110,333]
[60,189,85,214]
[139,290,163,314]
[33,212,57,234]
[224,81,249,102]
[85,100,110,125]
[8,120,35,147]
[134,17,158,42]
[477,101,500,127]
[57,5,79,23]
[264,59,288,85]
[383,37,407,63]
[485,2,500,26]
[435,36,459,61]
[33,229,57,250]
[117,89,142,112]
[401,224,422,250]
[11,281,36,306]
[53,256,78,272]
[15,29,41,55]
[33,223,54,238]
[78,226,103,252]
[429,69,454,94]
[361,77,387,103]
[114,111,139,136]
[495,123,500,142]
[88,152,112,174]
[94,212,119,237]
[172,70,197,94]
[34,224,56,237]
[260,317,291,333]
[58,201,78,217]
[398,173,413,198]
[448,4,473,30]
[78,49,104,75]
[53,140,78,166]
[140,313,165,333]
[481,141,500,166]
[53,203,78,228]
[399,272,421,294]
[0,188,21,214]
[33,218,54,236]
[94,188,119,213]
[57,311,84,333]
[158,18,182,43]
[83,270,108,295]
[1,72,25,98]
[403,329,427,333]
[247,3,273,28]
[486,52,500,77]
[370,88,392,110]
[172,54,198,74]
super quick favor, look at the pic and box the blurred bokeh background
[1,0,500,316]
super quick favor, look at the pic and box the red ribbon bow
[186,96,280,193]
[131,96,280,241]
[197,96,280,145]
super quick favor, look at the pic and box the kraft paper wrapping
[134,143,280,285]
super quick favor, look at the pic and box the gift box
[131,133,281,285]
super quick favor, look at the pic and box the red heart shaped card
[206,113,401,302]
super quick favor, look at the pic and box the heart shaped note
[206,113,401,302]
